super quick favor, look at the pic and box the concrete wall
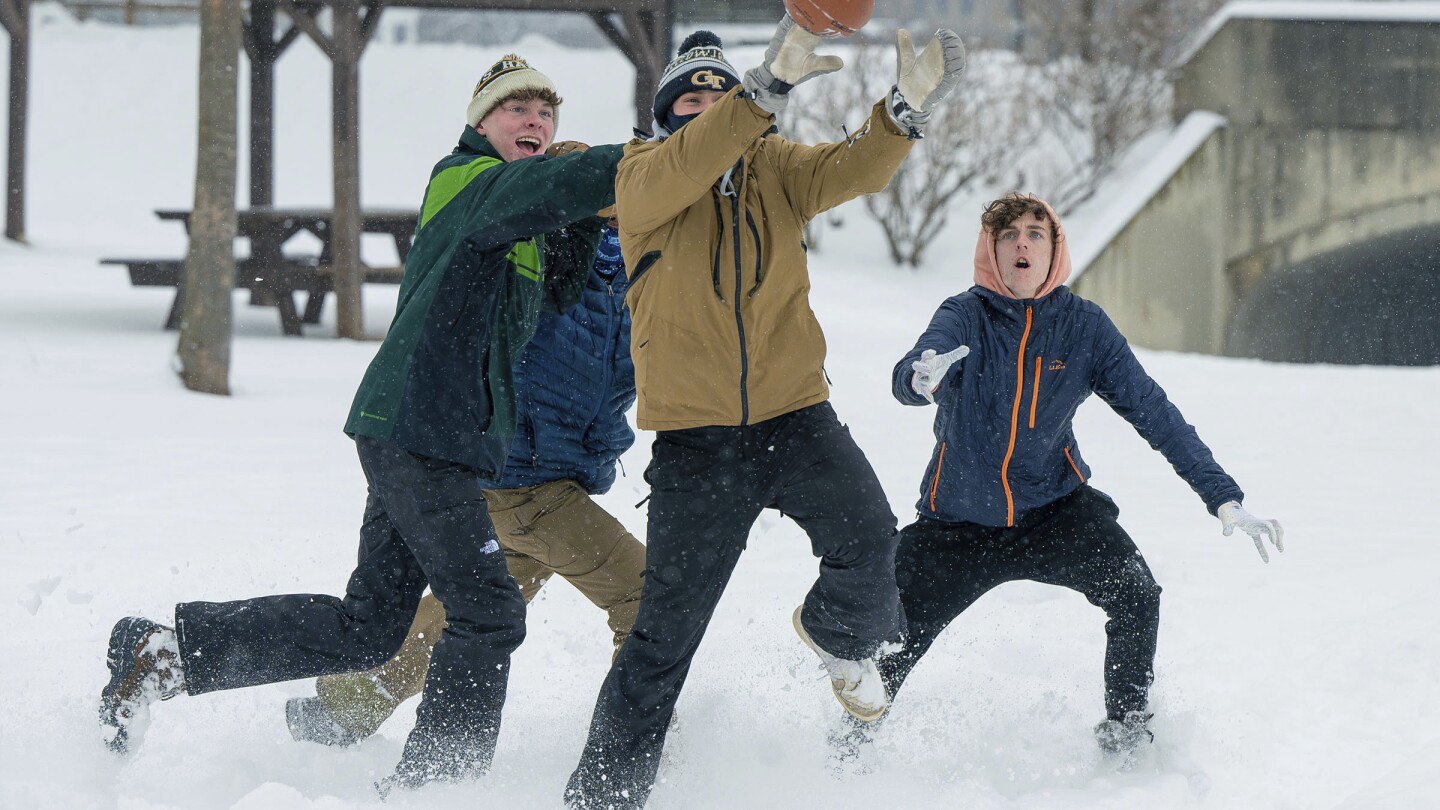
[1082,13,1440,362]
[1176,18,1440,289]
[1073,128,1228,354]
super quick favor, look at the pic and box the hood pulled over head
[972,194,1072,300]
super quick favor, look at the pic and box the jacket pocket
[927,442,947,512]
[1029,355,1041,429]
[1063,445,1086,483]
[630,250,662,285]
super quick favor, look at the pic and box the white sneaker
[791,606,889,722]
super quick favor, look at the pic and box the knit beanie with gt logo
[651,31,741,136]
[466,53,560,128]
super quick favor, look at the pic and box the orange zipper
[1029,355,1041,429]
[1000,307,1032,526]
[928,441,946,511]
[1065,446,1086,483]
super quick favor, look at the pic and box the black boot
[1094,710,1154,759]
[99,617,185,755]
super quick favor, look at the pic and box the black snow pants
[174,435,527,783]
[565,402,904,809]
[878,485,1161,722]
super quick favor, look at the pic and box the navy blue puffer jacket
[893,285,1243,527]
[495,226,635,494]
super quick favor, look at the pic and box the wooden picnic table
[155,207,417,267]
[105,207,417,336]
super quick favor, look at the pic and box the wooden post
[332,0,364,339]
[247,0,276,207]
[591,0,672,133]
[3,0,29,242]
[179,0,240,394]
[645,0,672,125]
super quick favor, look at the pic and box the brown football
[784,0,873,38]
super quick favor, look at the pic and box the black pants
[878,485,1161,722]
[174,436,526,782]
[566,402,904,809]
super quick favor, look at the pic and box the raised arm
[614,89,774,233]
[617,14,852,232]
[773,27,965,221]
[773,101,914,222]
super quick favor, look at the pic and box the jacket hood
[972,196,1072,300]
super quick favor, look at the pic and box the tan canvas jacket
[617,87,914,431]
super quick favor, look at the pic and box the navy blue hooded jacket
[893,286,1243,527]
[495,226,636,494]
[892,201,1242,527]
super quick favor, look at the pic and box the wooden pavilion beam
[242,7,301,206]
[329,0,367,338]
[3,0,30,242]
[276,0,334,56]
[591,0,670,132]
[233,0,667,336]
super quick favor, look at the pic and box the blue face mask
[663,110,701,134]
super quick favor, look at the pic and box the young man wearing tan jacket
[564,21,967,809]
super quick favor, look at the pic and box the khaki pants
[314,478,646,739]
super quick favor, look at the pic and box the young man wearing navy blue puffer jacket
[285,221,645,748]
[879,192,1284,761]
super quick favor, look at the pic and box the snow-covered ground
[3,11,1440,810]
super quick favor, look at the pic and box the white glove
[742,15,844,115]
[910,345,970,404]
[887,29,967,138]
[1218,501,1285,563]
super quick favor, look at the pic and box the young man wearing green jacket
[98,54,624,794]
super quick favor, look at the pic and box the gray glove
[1218,501,1285,563]
[910,345,970,404]
[886,28,967,138]
[742,15,845,115]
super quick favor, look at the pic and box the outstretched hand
[742,15,844,115]
[546,140,590,157]
[888,29,967,137]
[1218,501,1285,563]
[911,345,970,404]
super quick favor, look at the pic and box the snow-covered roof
[1176,0,1440,68]
[1067,111,1228,277]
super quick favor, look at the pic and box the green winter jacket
[345,128,622,473]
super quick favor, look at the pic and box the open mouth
[515,136,541,156]
[1015,257,1030,269]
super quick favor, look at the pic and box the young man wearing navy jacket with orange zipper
[881,192,1284,759]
